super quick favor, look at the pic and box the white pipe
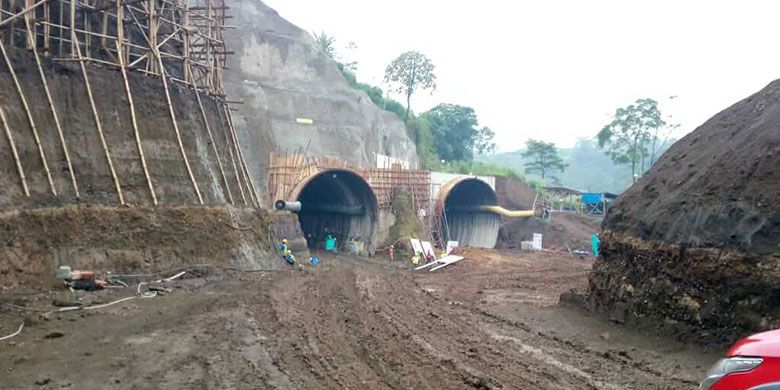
[0,323,24,341]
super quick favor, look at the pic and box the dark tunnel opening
[439,178,500,248]
[294,169,378,251]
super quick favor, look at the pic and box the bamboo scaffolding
[25,16,79,197]
[216,99,245,204]
[72,31,125,205]
[156,53,204,204]
[190,62,232,204]
[0,39,58,195]
[1,0,244,207]
[223,103,259,206]
[116,39,157,205]
[0,105,29,196]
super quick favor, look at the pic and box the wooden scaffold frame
[0,0,259,206]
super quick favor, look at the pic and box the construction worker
[284,249,296,265]
[279,239,293,264]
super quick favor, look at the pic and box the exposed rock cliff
[223,0,419,196]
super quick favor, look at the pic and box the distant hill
[477,139,673,194]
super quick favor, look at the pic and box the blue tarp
[581,193,603,204]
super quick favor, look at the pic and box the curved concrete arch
[290,169,378,251]
[435,177,500,248]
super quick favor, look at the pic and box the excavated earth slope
[223,0,419,194]
[581,80,780,345]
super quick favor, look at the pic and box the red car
[701,329,780,390]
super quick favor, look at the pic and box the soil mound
[580,80,780,345]
[494,177,600,251]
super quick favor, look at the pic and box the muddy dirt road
[1,251,718,389]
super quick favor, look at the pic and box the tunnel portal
[437,178,500,248]
[291,169,378,251]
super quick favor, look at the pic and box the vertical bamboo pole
[23,0,33,49]
[146,0,156,73]
[224,103,260,206]
[58,0,63,57]
[69,0,75,56]
[0,105,30,196]
[72,32,125,204]
[0,40,58,195]
[156,54,204,204]
[43,0,50,55]
[83,9,89,58]
[25,16,79,197]
[190,65,232,204]
[216,100,245,204]
[182,3,190,83]
[116,13,156,205]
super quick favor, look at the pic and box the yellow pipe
[449,205,535,218]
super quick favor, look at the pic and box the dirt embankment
[573,80,780,346]
[0,48,246,209]
[494,177,600,251]
[0,205,279,291]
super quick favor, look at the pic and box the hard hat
[282,239,288,244]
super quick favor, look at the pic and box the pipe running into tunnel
[286,169,378,251]
[436,178,500,248]
[435,177,534,248]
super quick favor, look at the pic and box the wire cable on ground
[0,323,24,341]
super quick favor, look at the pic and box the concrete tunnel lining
[290,169,378,251]
[437,178,500,248]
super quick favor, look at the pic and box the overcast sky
[264,0,780,152]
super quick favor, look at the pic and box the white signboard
[410,239,424,255]
[446,241,459,255]
[421,241,436,260]
[532,233,543,250]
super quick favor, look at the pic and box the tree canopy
[384,51,437,121]
[521,139,567,183]
[420,104,494,162]
[597,98,665,182]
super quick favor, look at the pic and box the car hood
[728,329,780,358]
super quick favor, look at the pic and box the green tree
[421,104,493,162]
[313,31,335,58]
[384,51,437,122]
[475,127,496,155]
[520,139,567,182]
[598,98,665,183]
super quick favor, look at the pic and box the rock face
[582,80,780,345]
[223,0,419,197]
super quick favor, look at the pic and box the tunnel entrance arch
[289,169,378,251]
[435,177,500,248]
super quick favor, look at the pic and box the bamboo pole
[57,0,63,57]
[223,103,259,206]
[156,53,204,204]
[215,99,245,204]
[25,16,79,197]
[0,39,58,195]
[0,105,30,196]
[43,0,49,55]
[116,23,156,205]
[69,0,75,56]
[72,31,125,205]
[189,63,232,204]
[0,0,46,29]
